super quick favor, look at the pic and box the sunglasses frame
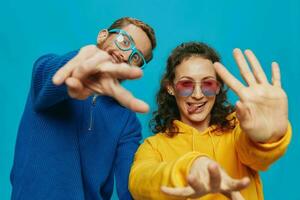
[174,78,220,97]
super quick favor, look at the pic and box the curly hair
[150,42,235,136]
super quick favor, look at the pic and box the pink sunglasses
[174,78,220,97]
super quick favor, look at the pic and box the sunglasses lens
[201,79,220,96]
[175,80,194,97]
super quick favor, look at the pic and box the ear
[166,84,175,96]
[97,29,109,44]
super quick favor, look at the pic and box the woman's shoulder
[142,132,171,147]
[144,132,169,141]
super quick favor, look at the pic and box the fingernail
[53,76,62,84]
[233,48,240,53]
[244,49,251,54]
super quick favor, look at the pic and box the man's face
[98,24,152,67]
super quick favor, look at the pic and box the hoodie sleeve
[234,122,292,171]
[129,137,208,200]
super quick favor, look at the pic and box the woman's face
[169,56,218,128]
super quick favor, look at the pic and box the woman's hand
[214,49,288,143]
[161,156,250,200]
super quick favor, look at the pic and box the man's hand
[214,49,288,143]
[161,157,250,200]
[52,45,149,113]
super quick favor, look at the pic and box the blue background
[1,0,299,199]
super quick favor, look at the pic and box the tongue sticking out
[187,103,205,113]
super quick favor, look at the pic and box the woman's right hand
[161,156,250,200]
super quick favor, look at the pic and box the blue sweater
[10,51,142,200]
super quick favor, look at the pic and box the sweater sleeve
[129,138,207,200]
[31,51,78,112]
[234,122,292,171]
[114,111,142,200]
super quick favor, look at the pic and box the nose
[191,83,204,99]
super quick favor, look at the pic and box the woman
[129,42,291,200]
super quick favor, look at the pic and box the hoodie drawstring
[192,131,195,151]
[192,128,217,161]
[208,129,217,160]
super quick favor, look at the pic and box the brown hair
[108,17,156,62]
[150,42,235,136]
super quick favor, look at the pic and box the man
[10,17,156,200]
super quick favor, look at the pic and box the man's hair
[108,17,156,62]
[150,42,235,136]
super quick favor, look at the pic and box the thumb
[235,101,248,122]
[230,191,245,200]
[53,59,77,85]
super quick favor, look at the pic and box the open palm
[214,49,288,143]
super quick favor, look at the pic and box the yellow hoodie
[129,116,292,200]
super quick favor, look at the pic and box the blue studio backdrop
[0,0,299,199]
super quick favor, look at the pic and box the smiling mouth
[187,102,207,113]
[107,49,122,64]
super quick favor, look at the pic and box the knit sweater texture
[11,51,142,200]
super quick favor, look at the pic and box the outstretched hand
[52,45,149,113]
[214,49,288,143]
[161,156,250,200]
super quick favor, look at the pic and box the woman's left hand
[214,49,288,143]
[161,156,249,200]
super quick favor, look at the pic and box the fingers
[224,191,245,200]
[235,101,249,122]
[71,51,112,80]
[65,77,92,100]
[244,49,268,84]
[208,163,221,192]
[207,162,249,194]
[225,177,250,191]
[188,161,221,195]
[84,78,149,113]
[101,63,143,80]
[53,59,78,85]
[112,84,149,113]
[271,62,281,87]
[66,77,84,91]
[187,174,206,195]
[53,45,110,85]
[97,62,143,80]
[214,62,244,96]
[52,45,97,85]
[230,191,246,200]
[233,48,256,86]
[161,186,194,197]
[73,61,143,81]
